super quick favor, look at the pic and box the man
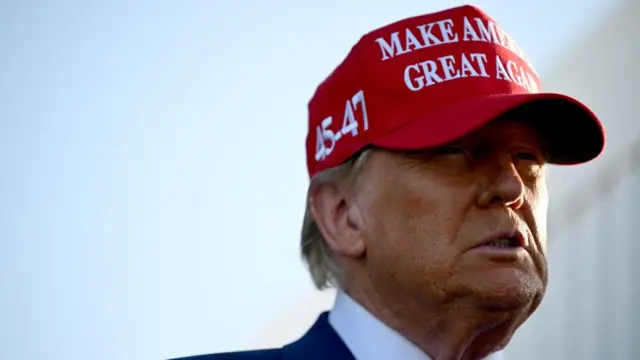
[175,4,605,360]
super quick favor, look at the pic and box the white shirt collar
[328,291,506,360]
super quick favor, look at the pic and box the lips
[475,230,526,249]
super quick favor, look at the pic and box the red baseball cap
[305,5,605,178]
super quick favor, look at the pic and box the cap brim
[373,93,605,165]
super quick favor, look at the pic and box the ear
[308,181,366,259]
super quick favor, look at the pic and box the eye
[515,152,540,162]
[434,146,464,155]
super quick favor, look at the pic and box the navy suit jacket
[171,312,355,360]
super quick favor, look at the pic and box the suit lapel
[282,312,355,360]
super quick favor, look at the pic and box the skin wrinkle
[312,115,551,360]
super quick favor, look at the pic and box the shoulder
[169,348,281,360]
[170,312,347,360]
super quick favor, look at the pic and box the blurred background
[1,0,638,359]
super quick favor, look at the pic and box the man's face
[352,117,549,311]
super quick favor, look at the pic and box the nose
[477,158,525,209]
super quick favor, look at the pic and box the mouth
[469,231,529,261]
[475,231,526,250]
[483,237,521,248]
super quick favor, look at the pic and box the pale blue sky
[0,1,621,359]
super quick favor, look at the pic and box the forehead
[352,116,547,179]
[348,113,548,182]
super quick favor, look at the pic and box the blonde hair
[300,149,372,290]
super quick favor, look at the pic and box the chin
[466,267,545,311]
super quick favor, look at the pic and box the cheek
[361,178,472,294]
[527,179,549,252]
[364,178,466,261]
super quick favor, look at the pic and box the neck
[343,279,532,360]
